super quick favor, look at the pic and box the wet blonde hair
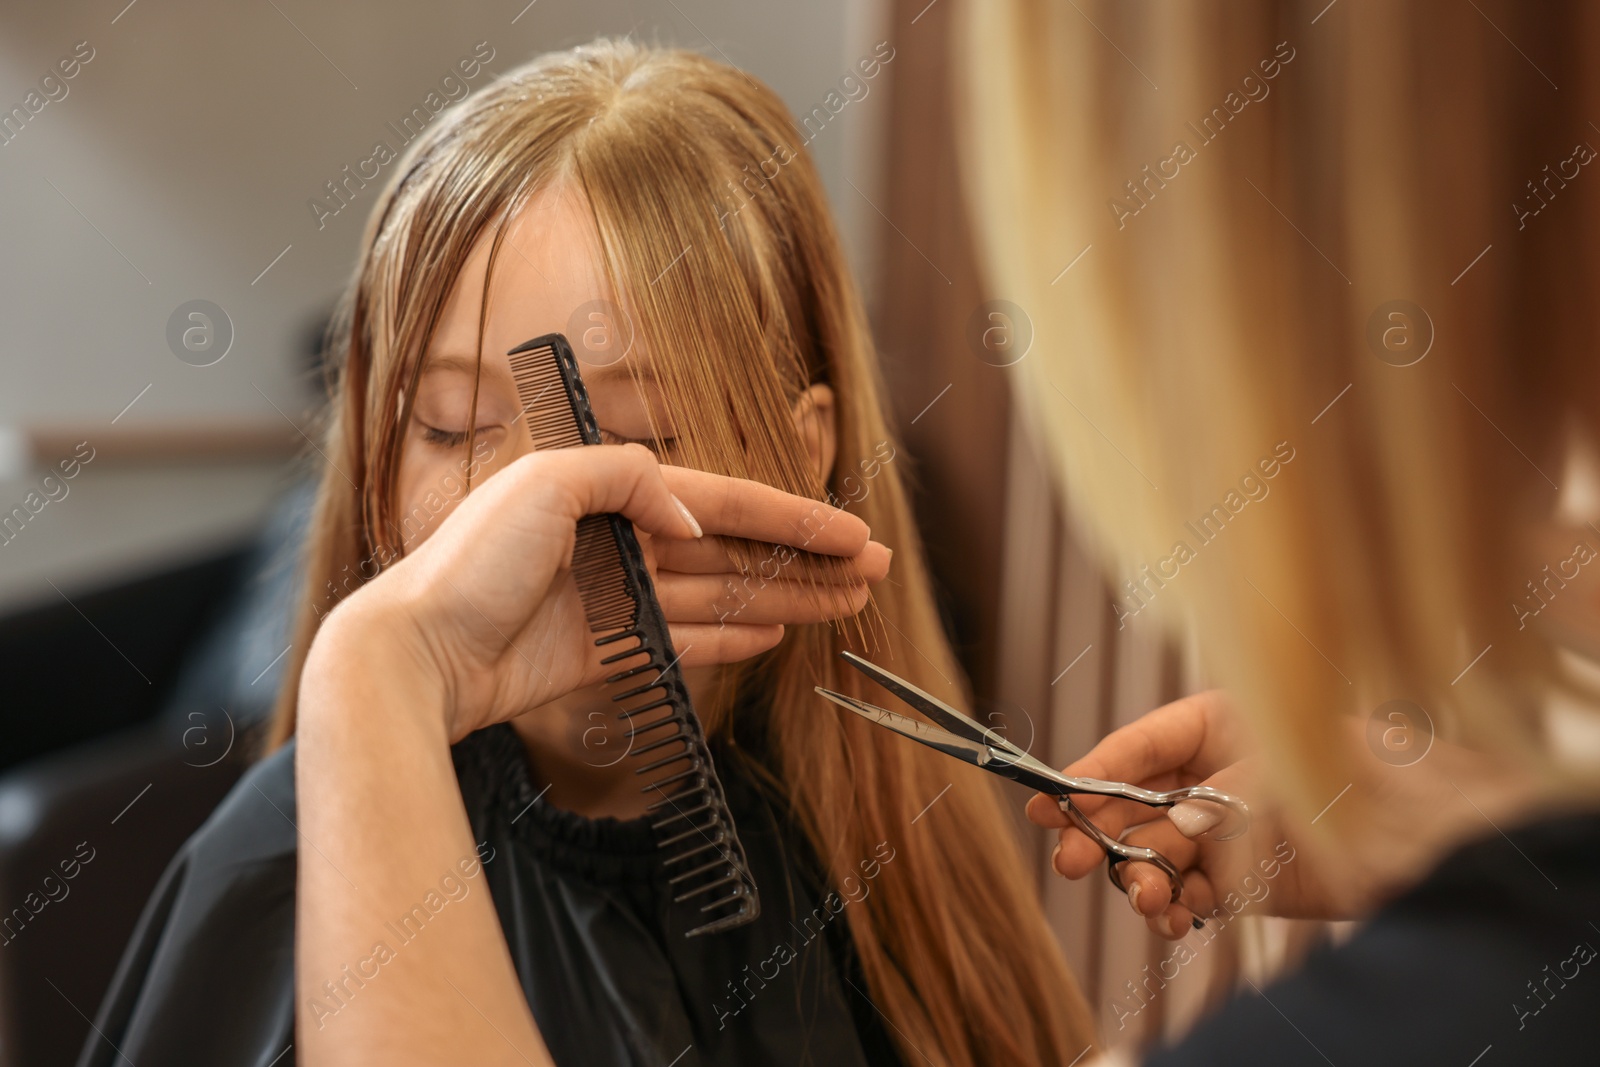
[272,38,1094,1066]
[958,0,1600,825]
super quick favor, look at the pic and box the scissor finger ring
[1059,798,1185,904]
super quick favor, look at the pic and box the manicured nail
[1050,842,1062,873]
[1127,880,1144,915]
[1153,911,1176,939]
[1168,800,1225,838]
[670,494,703,538]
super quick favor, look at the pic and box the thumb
[1166,763,1254,840]
[535,445,703,542]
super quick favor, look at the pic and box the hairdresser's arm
[295,446,887,1065]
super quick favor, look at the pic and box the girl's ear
[791,384,838,484]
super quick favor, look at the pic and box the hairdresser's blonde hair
[958,0,1600,824]
[270,38,1093,1066]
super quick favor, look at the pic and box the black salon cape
[78,723,900,1067]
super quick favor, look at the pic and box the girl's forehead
[426,183,633,375]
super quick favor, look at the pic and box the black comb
[506,332,760,937]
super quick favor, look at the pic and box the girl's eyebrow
[422,353,503,378]
[422,351,654,384]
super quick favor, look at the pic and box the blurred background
[0,1,1293,1064]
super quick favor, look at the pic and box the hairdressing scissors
[815,652,1250,924]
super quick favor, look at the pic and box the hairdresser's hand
[309,445,887,742]
[1027,692,1344,938]
[644,466,887,632]
[1028,691,1535,939]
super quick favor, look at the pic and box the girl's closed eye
[419,422,504,448]
[421,424,468,448]
[597,429,678,455]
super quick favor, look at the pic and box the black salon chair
[0,479,312,1067]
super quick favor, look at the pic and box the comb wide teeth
[643,770,706,804]
[670,856,738,886]
[675,873,744,904]
[653,802,717,832]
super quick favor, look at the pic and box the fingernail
[670,494,703,538]
[1153,911,1176,939]
[1168,800,1224,838]
[1050,843,1062,873]
[1127,880,1143,915]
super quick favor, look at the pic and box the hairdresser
[956,0,1600,1062]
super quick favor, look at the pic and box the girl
[84,40,1093,1067]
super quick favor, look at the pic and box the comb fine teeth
[507,332,760,938]
[571,516,637,633]
[508,339,593,451]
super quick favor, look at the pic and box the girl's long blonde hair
[269,39,1093,1066]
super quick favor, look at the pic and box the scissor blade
[814,686,1070,795]
[839,651,1045,767]
[813,687,994,766]
[839,651,994,740]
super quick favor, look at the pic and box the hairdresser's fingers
[666,623,785,666]
[660,467,871,557]
[651,535,893,584]
[527,445,702,541]
[1177,869,1218,920]
[1118,851,1203,921]
[648,536,756,574]
[1121,862,1213,940]
[655,573,871,625]
[1063,690,1241,790]
[1160,902,1198,940]
[1026,772,1191,830]
[1028,691,1247,836]
[1047,808,1189,881]
[1047,757,1257,886]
